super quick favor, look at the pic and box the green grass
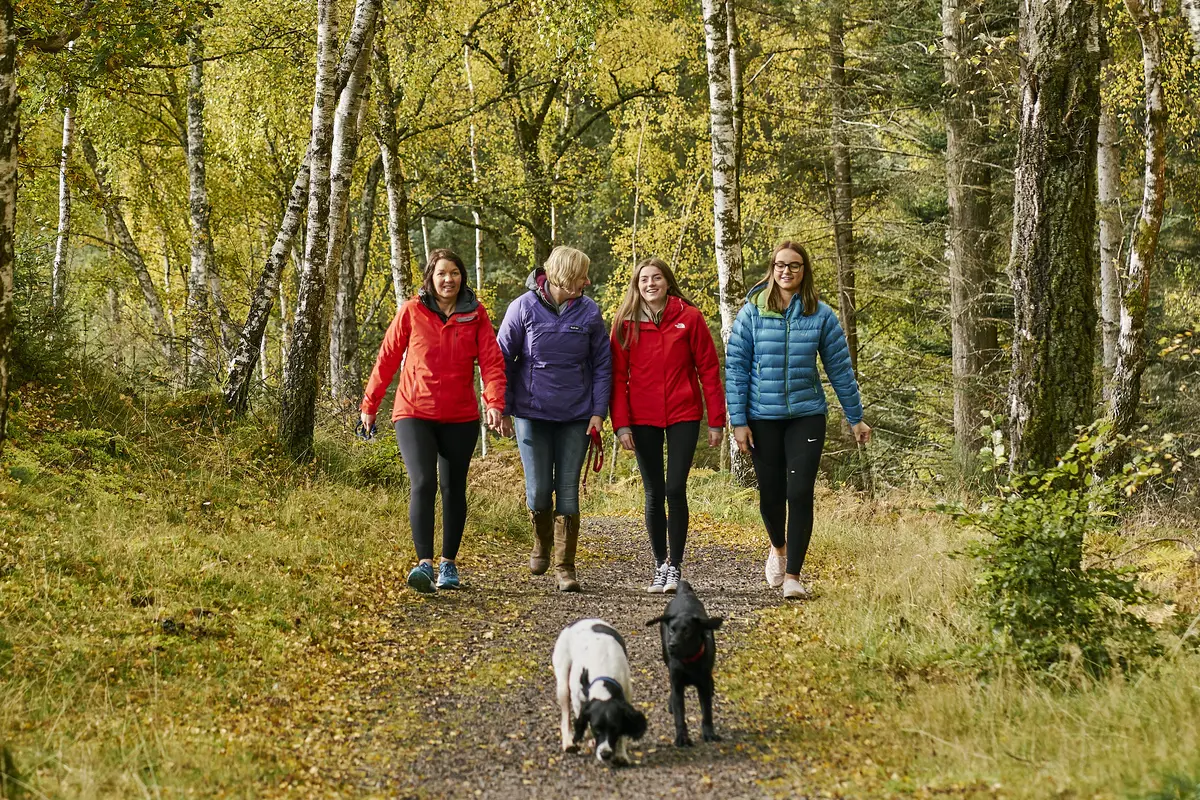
[3,375,1199,798]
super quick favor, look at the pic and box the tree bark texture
[281,0,380,459]
[1107,0,1167,438]
[702,0,752,484]
[185,30,215,388]
[373,35,413,311]
[1098,65,1123,382]
[1007,0,1101,470]
[726,0,743,213]
[466,42,488,456]
[52,102,74,310]
[0,0,15,453]
[828,2,859,374]
[81,136,174,362]
[943,0,999,468]
[330,155,381,404]
[1184,0,1200,60]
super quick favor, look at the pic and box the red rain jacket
[609,296,726,431]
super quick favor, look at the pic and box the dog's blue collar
[588,676,625,698]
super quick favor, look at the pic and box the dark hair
[764,241,818,315]
[420,248,466,297]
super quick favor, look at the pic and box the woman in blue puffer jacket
[725,241,871,600]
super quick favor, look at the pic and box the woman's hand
[618,432,634,451]
[360,411,376,431]
[485,407,503,432]
[500,416,514,438]
[708,427,723,448]
[851,420,872,444]
[587,415,605,437]
[733,425,754,454]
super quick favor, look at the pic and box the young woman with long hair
[610,257,725,593]
[360,248,506,594]
[725,241,870,599]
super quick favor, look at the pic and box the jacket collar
[419,284,479,322]
[749,280,801,319]
[526,268,577,315]
[637,294,688,325]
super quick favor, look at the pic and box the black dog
[645,580,724,746]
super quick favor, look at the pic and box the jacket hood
[418,283,479,320]
[525,267,572,313]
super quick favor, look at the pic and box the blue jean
[514,417,590,516]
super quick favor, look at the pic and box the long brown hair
[763,241,819,315]
[420,248,466,297]
[611,257,692,349]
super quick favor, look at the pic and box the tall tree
[1106,0,1167,438]
[828,1,859,372]
[330,155,381,403]
[280,0,380,459]
[373,27,413,310]
[1008,0,1101,469]
[184,29,215,387]
[0,0,15,453]
[943,0,999,468]
[702,0,751,483]
[1184,0,1200,59]
[1098,54,1123,381]
[52,50,75,312]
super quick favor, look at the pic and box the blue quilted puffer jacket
[725,283,863,427]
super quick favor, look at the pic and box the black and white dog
[646,580,724,746]
[552,618,648,765]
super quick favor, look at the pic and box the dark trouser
[394,419,479,562]
[631,420,700,566]
[747,415,826,575]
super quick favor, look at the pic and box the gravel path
[349,517,798,799]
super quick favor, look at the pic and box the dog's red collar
[680,642,706,664]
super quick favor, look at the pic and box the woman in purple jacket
[498,245,613,592]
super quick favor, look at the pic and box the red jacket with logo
[609,296,726,431]
[361,288,506,423]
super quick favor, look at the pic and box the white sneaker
[782,576,811,600]
[648,562,668,593]
[663,563,681,593]
[764,550,786,588]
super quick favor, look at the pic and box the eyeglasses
[772,261,804,273]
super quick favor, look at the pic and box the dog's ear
[703,616,725,630]
[579,667,590,694]
[624,704,648,740]
[645,614,671,627]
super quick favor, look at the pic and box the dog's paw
[674,735,694,748]
[562,742,580,754]
[702,730,722,743]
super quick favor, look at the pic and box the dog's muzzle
[596,742,614,762]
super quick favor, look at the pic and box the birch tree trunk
[465,42,488,456]
[81,136,174,362]
[374,34,413,310]
[330,155,381,403]
[1008,0,1101,470]
[52,98,74,311]
[702,0,751,484]
[828,1,859,373]
[943,0,999,470]
[1183,0,1200,59]
[281,0,380,458]
[0,0,16,453]
[727,0,743,211]
[1107,0,1167,438]
[223,152,310,413]
[185,29,215,388]
[1098,64,1123,382]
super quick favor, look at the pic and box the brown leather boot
[553,513,581,592]
[529,509,554,575]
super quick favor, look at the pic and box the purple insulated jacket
[497,269,613,422]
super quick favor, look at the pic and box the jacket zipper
[783,307,792,415]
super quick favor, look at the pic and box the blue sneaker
[436,561,462,590]
[407,562,436,594]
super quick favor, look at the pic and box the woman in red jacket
[610,257,726,593]
[360,249,506,594]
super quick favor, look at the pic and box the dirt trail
[339,518,799,799]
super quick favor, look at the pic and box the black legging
[747,415,826,575]
[631,420,700,566]
[394,419,479,562]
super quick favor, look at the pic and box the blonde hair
[612,258,692,349]
[764,241,819,315]
[543,245,591,287]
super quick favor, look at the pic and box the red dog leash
[581,427,605,495]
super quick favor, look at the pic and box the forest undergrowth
[2,371,1199,799]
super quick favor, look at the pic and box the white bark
[185,30,214,387]
[632,105,646,262]
[81,135,173,362]
[465,42,488,456]
[1184,0,1200,60]
[702,0,751,482]
[1108,0,1167,438]
[374,35,412,310]
[1098,71,1123,382]
[52,98,74,310]
[0,0,16,453]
